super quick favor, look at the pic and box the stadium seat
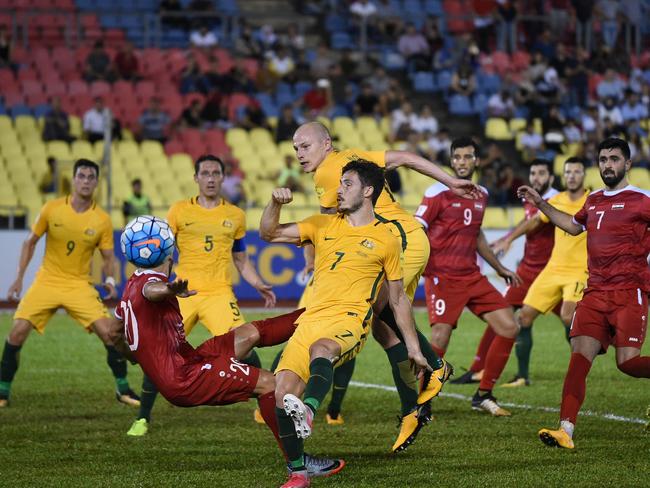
[46,141,72,160]
[448,95,474,116]
[485,118,512,140]
[225,128,249,147]
[413,72,436,92]
[509,118,527,133]
[71,140,95,160]
[141,140,164,158]
[331,116,355,138]
[629,168,650,189]
[14,115,39,137]
[584,166,602,190]
[482,207,508,229]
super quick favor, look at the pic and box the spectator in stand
[597,68,626,101]
[621,89,649,122]
[268,46,296,82]
[327,63,349,109]
[572,0,595,51]
[426,127,451,164]
[282,24,305,57]
[472,0,497,49]
[532,29,556,60]
[301,78,332,118]
[598,96,623,126]
[433,45,455,73]
[422,15,443,55]
[201,90,224,125]
[43,97,74,143]
[122,178,152,225]
[354,82,380,117]
[350,0,377,23]
[566,47,590,107]
[203,57,223,92]
[397,23,430,72]
[496,0,517,53]
[310,43,334,79]
[390,101,417,141]
[366,66,392,97]
[548,0,569,40]
[629,132,650,166]
[375,0,403,40]
[275,104,299,143]
[190,25,218,48]
[380,79,406,115]
[114,42,139,81]
[481,164,499,202]
[39,157,70,196]
[581,104,600,137]
[83,97,108,143]
[138,97,171,143]
[234,21,263,59]
[179,99,204,128]
[495,163,525,206]
[450,62,477,98]
[543,105,566,153]
[277,156,304,193]
[550,43,570,81]
[179,54,207,94]
[258,24,278,53]
[240,99,270,130]
[394,130,428,156]
[222,60,256,95]
[84,40,115,82]
[627,68,645,94]
[188,0,213,11]
[0,25,13,69]
[595,0,620,49]
[159,0,185,29]
[411,105,438,135]
[563,118,583,144]
[488,90,515,119]
[222,161,246,207]
[621,0,646,55]
[520,121,544,161]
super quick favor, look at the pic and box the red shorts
[503,266,539,307]
[424,274,509,327]
[570,288,649,352]
[166,330,260,407]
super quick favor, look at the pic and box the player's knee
[256,370,275,395]
[560,311,574,327]
[371,319,395,347]
[8,320,32,345]
[517,310,534,328]
[309,340,338,361]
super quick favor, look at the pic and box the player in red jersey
[114,255,345,478]
[451,159,560,386]
[519,137,650,449]
[415,137,522,416]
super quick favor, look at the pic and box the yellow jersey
[540,190,588,274]
[32,196,113,283]
[313,149,422,234]
[167,197,246,294]
[296,213,403,323]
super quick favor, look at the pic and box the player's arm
[386,279,431,377]
[108,317,137,363]
[491,215,542,256]
[99,248,119,300]
[143,278,197,302]
[478,230,522,286]
[259,188,301,244]
[385,150,482,199]
[7,232,41,301]
[517,185,583,235]
[232,250,276,307]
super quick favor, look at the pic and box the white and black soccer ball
[121,215,175,268]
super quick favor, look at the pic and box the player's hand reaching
[255,282,276,308]
[272,188,293,205]
[102,282,118,300]
[449,177,483,200]
[498,268,522,287]
[166,279,197,298]
[7,278,22,302]
[408,350,433,379]
[490,237,511,258]
[517,185,543,206]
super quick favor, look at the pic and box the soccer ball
[121,215,175,268]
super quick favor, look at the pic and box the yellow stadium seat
[553,155,569,176]
[316,116,331,130]
[14,116,38,137]
[278,141,295,157]
[364,141,390,151]
[509,118,527,133]
[338,132,363,148]
[0,115,12,132]
[482,207,508,229]
[485,118,512,141]
[584,166,602,190]
[256,144,280,159]
[379,117,390,137]
[564,142,582,157]
[0,143,23,159]
[629,168,650,189]
[46,141,72,160]
[0,129,19,146]
[267,116,278,129]
[71,140,95,160]
[19,131,43,147]
[170,153,193,171]
[332,116,355,137]
[291,192,308,206]
[116,140,140,159]
[122,128,135,141]
[141,140,164,158]
[246,208,264,230]
[225,128,249,147]
[147,156,170,172]
[401,192,423,210]
[250,128,274,146]
[69,116,82,139]
[508,206,525,225]
[24,142,46,159]
[533,118,543,134]
[356,116,379,135]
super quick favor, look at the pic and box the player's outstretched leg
[326,358,355,425]
[0,319,33,407]
[127,375,158,436]
[451,326,495,385]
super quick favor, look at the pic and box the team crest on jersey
[84,228,95,236]
[222,219,233,228]
[451,202,461,207]
[588,206,596,210]
[474,203,484,209]
[315,187,324,196]
[360,239,375,249]
[611,203,625,210]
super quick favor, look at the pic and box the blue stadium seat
[294,82,312,99]
[413,72,436,92]
[325,14,347,33]
[10,105,32,117]
[381,49,406,70]
[76,0,95,10]
[402,0,422,15]
[331,105,351,118]
[99,14,121,29]
[331,32,354,50]
[476,71,501,95]
[423,0,444,15]
[33,104,52,118]
[216,0,239,14]
[436,70,452,91]
[448,95,474,115]
[472,94,488,119]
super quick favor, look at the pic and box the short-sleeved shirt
[539,190,588,274]
[32,196,113,283]
[415,182,489,279]
[313,149,422,234]
[167,197,246,295]
[573,185,650,291]
[296,213,403,323]
[518,188,559,275]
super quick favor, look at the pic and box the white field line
[349,380,647,425]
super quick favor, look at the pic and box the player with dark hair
[518,137,650,449]
[415,138,521,415]
[291,122,478,451]
[452,159,559,385]
[1,159,139,408]
[127,154,276,435]
[261,160,431,488]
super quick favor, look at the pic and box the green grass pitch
[1,310,649,487]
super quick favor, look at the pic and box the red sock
[257,391,288,460]
[478,335,515,391]
[430,343,446,358]
[618,356,650,378]
[559,352,592,424]
[469,326,496,373]
[252,308,304,347]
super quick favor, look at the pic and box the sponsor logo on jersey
[84,228,95,236]
[222,219,233,228]
[200,363,212,371]
[611,203,625,210]
[588,206,596,210]
[360,239,375,249]
[629,337,639,342]
[474,203,484,209]
[451,202,461,207]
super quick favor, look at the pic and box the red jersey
[415,182,488,279]
[115,270,197,400]
[518,188,558,275]
[573,185,650,291]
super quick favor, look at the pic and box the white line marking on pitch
[349,380,647,425]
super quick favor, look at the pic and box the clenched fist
[272,188,293,205]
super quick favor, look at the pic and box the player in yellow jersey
[126,154,276,436]
[502,157,589,388]
[1,159,139,408]
[261,160,431,488]
[292,122,478,452]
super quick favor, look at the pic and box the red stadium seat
[164,139,185,156]
[227,94,250,121]
[179,128,203,148]
[3,91,25,106]
[511,51,531,70]
[491,51,511,75]
[44,80,67,97]
[21,79,43,96]
[135,80,156,101]
[68,79,89,95]
[240,58,259,80]
[26,92,49,106]
[0,69,16,88]
[17,68,38,81]
[90,81,111,97]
